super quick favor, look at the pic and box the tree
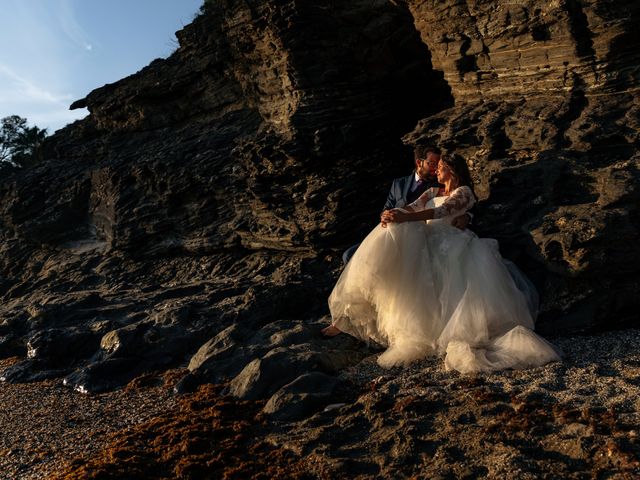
[0,115,26,164]
[0,115,48,168]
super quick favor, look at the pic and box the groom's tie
[406,179,429,204]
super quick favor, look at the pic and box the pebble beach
[1,329,639,479]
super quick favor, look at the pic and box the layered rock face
[0,0,638,395]
[404,0,640,332]
[0,0,449,391]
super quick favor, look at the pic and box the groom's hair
[414,145,441,160]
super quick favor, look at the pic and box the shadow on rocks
[0,304,207,394]
[63,307,204,393]
[176,318,376,420]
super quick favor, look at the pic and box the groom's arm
[382,180,398,212]
[451,212,472,230]
[452,200,477,230]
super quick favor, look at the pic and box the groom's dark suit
[383,173,441,211]
[342,172,441,264]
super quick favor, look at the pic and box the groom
[342,145,470,264]
[383,145,442,211]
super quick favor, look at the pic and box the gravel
[1,329,639,479]
[269,328,640,478]
[0,360,178,480]
[338,329,640,413]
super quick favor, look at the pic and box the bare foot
[321,325,342,337]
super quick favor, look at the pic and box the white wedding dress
[328,186,561,373]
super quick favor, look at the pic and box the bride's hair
[441,153,476,198]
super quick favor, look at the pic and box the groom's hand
[452,213,471,230]
[381,209,407,224]
[380,209,389,228]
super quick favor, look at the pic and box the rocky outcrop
[0,0,638,396]
[403,0,640,332]
[0,0,448,392]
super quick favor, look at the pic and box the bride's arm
[380,187,437,226]
[407,187,438,211]
[382,208,434,223]
[381,206,416,227]
[382,187,475,224]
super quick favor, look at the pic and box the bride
[323,153,561,373]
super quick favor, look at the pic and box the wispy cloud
[0,63,87,132]
[0,2,92,132]
[57,0,94,51]
[0,0,202,132]
[0,64,72,105]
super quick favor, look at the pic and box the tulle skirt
[328,221,561,372]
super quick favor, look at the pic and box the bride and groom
[324,147,561,373]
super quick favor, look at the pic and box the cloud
[0,2,94,132]
[0,63,86,132]
[0,64,71,105]
[57,0,94,52]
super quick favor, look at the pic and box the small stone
[324,403,346,412]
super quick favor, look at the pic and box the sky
[0,0,203,133]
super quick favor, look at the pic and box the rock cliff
[404,0,640,332]
[0,0,638,394]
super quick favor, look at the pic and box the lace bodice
[407,186,475,220]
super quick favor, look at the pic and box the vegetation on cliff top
[0,115,48,172]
